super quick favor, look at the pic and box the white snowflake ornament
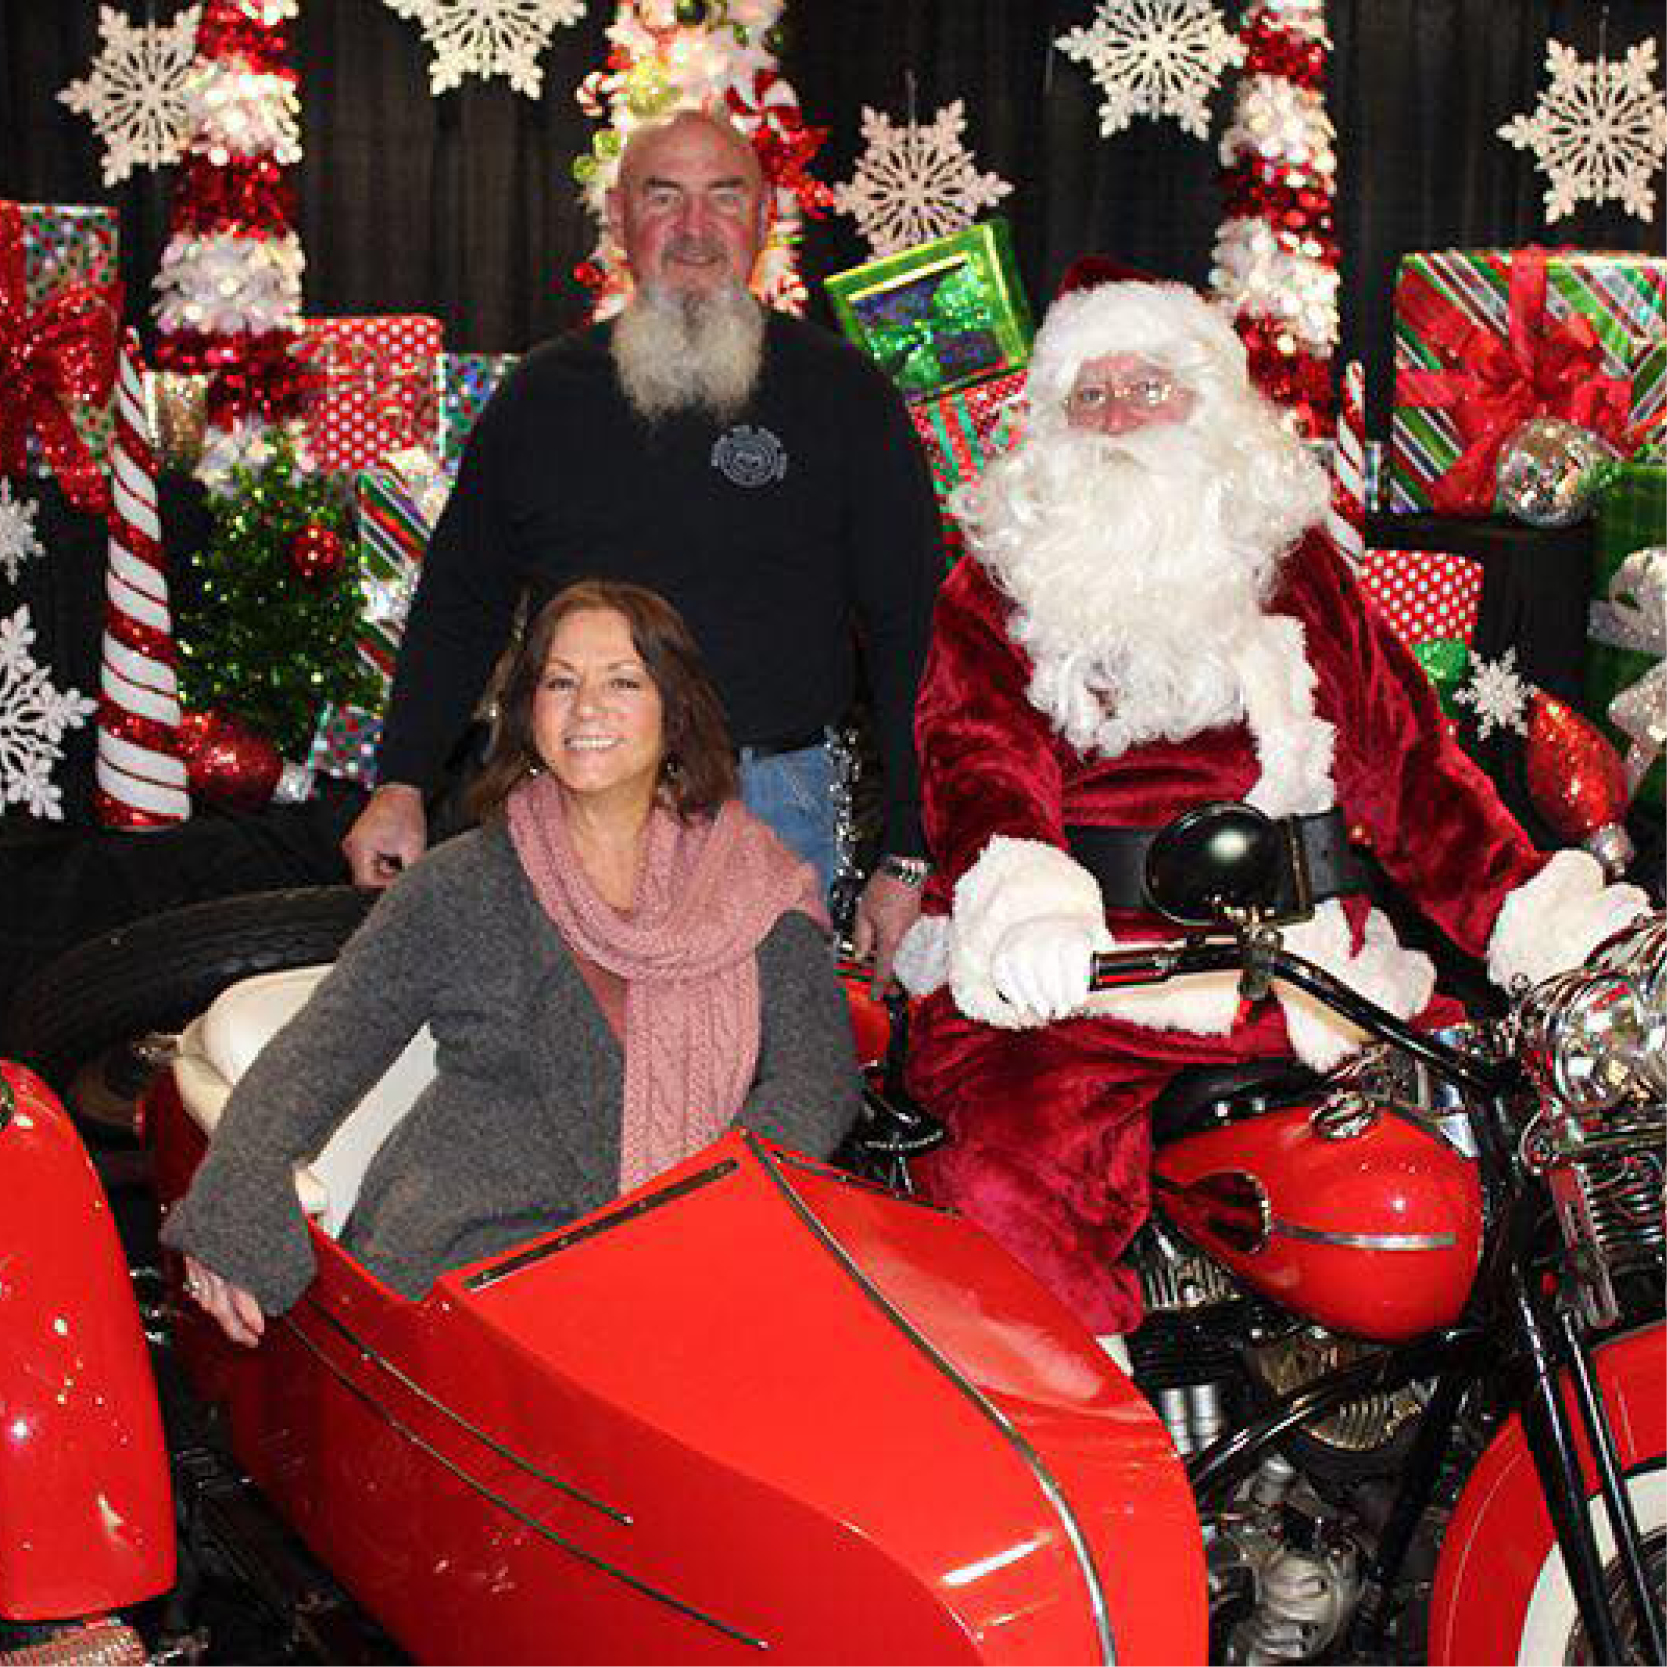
[0,607,96,821]
[1057,0,1244,141]
[0,482,45,587]
[834,101,1013,258]
[1456,647,1531,740]
[1499,38,1667,224]
[59,5,202,188]
[384,0,586,100]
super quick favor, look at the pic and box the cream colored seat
[173,964,438,1236]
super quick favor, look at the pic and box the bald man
[344,111,939,983]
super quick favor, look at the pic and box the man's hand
[989,914,1100,1024]
[851,870,925,995]
[343,783,428,888]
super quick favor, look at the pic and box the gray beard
[611,285,766,423]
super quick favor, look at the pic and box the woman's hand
[183,1253,267,1347]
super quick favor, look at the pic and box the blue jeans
[739,740,839,900]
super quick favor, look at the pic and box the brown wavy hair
[468,579,739,824]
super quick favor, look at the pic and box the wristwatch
[877,854,931,886]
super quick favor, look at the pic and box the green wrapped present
[825,220,1032,400]
[1390,247,1665,516]
[1585,461,1665,813]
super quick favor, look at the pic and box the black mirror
[1144,802,1285,928]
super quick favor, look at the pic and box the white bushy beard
[612,283,765,423]
[954,398,1330,759]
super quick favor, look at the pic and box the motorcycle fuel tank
[1153,1103,1484,1341]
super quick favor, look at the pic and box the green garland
[177,434,379,758]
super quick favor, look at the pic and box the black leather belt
[1067,808,1365,918]
[735,724,829,762]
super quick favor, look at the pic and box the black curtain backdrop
[3,0,1662,433]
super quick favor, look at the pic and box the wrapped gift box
[5,201,120,477]
[307,452,454,785]
[1389,248,1666,516]
[439,352,518,468]
[906,367,1026,565]
[1586,461,1665,814]
[826,220,1032,401]
[298,316,444,472]
[13,201,118,302]
[1359,547,1484,650]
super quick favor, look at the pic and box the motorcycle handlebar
[1089,941,1510,1098]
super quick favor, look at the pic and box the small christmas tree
[177,434,378,756]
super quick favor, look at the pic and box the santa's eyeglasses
[1066,373,1182,415]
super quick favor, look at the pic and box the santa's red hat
[1054,254,1159,297]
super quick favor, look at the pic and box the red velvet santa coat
[906,530,1555,1332]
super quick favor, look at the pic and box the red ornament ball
[180,708,283,813]
[289,522,346,584]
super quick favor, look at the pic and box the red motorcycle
[1,804,1662,1663]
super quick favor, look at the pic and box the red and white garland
[1210,0,1339,436]
[152,0,309,488]
[573,0,832,318]
[95,330,191,829]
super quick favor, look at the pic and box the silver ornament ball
[1495,417,1618,528]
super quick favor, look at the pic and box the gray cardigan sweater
[162,825,861,1312]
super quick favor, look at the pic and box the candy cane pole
[1327,358,1367,567]
[95,330,191,828]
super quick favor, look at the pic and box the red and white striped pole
[95,329,191,828]
[1327,358,1367,568]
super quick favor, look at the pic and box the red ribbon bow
[1395,247,1636,515]
[0,201,122,515]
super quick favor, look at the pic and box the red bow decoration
[1395,248,1637,515]
[0,201,122,514]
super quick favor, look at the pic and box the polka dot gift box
[298,316,444,472]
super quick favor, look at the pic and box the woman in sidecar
[164,577,860,1338]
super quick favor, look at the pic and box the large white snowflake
[0,607,96,821]
[833,102,1013,258]
[1498,38,1667,224]
[1455,647,1531,740]
[0,481,45,587]
[1057,0,1244,141]
[58,5,202,188]
[383,0,586,99]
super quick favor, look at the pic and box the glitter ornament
[289,521,346,584]
[1495,417,1620,528]
[181,705,313,811]
[1526,689,1635,878]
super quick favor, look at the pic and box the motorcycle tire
[1,885,376,1094]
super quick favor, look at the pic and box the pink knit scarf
[507,775,828,1192]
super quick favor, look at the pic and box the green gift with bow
[825,220,1033,401]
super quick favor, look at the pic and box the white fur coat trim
[946,836,1110,1029]
[1486,850,1651,993]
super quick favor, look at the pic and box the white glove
[989,914,1104,1024]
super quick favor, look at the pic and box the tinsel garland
[152,0,307,486]
[176,431,378,757]
[1210,0,1339,436]
[572,0,831,318]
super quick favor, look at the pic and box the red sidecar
[5,955,1209,1664]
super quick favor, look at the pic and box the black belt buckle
[1273,815,1318,927]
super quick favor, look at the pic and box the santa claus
[897,273,1649,1337]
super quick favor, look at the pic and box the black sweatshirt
[377,313,942,857]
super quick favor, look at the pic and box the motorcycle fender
[0,1066,175,1620]
[1427,1323,1666,1666]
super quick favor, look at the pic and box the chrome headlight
[1589,914,1667,1098]
[1516,968,1656,1112]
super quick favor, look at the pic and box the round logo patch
[711,424,788,488]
